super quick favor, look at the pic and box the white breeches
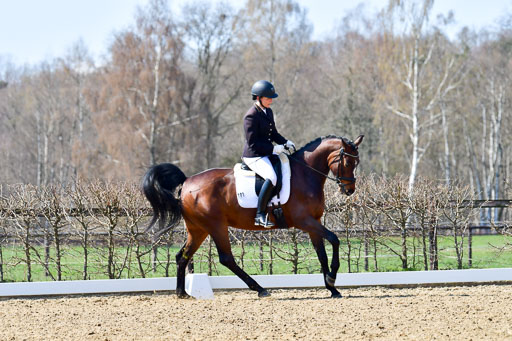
[242,156,277,186]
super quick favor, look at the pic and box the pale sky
[0,0,510,66]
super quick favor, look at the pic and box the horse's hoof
[331,293,342,299]
[177,292,192,299]
[258,290,271,298]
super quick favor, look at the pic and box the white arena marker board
[0,277,177,297]
[185,273,214,299]
[334,268,512,287]
[209,269,512,289]
[1,268,511,298]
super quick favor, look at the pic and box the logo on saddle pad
[233,153,291,209]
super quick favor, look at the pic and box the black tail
[142,163,187,237]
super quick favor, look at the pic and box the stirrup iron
[255,213,274,228]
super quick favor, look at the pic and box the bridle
[327,148,359,193]
[287,144,359,193]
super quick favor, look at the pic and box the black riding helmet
[251,80,278,99]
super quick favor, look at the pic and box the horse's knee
[326,232,339,247]
[218,253,235,267]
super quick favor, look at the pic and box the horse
[142,135,364,298]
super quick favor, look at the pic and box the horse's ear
[354,135,364,146]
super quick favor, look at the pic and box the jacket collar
[254,103,273,122]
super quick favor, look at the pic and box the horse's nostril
[347,189,354,196]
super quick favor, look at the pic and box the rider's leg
[242,156,277,227]
[255,179,275,227]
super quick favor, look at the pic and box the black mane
[293,135,353,155]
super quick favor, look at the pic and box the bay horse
[142,135,364,298]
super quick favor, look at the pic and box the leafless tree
[120,182,153,277]
[88,180,129,279]
[182,1,244,169]
[36,185,69,280]
[0,186,7,282]
[66,179,97,280]
[6,184,40,281]
[382,0,466,191]
[439,181,477,269]
[89,0,189,178]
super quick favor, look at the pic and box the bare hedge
[0,175,510,282]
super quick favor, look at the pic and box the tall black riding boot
[255,179,275,228]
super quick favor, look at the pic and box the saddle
[234,154,291,228]
[240,154,283,198]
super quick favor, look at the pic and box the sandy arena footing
[1,285,512,340]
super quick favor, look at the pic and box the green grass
[0,235,510,282]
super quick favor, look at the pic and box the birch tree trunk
[482,81,505,221]
[385,0,466,193]
[441,105,451,185]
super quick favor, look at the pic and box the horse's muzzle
[337,177,356,196]
[338,184,355,196]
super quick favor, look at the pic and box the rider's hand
[285,140,296,150]
[273,144,285,154]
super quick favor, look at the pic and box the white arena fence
[1,268,512,300]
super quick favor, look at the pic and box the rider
[242,80,295,227]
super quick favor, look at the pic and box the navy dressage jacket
[242,104,287,158]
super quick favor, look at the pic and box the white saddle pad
[234,153,291,208]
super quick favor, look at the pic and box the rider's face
[260,97,273,108]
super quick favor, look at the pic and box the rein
[288,147,359,192]
[188,143,359,194]
[287,154,339,182]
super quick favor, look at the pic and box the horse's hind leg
[210,226,270,298]
[175,224,208,298]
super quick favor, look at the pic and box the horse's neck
[297,141,339,185]
[304,141,338,173]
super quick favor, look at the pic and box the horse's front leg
[302,218,341,298]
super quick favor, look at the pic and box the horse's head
[327,135,364,195]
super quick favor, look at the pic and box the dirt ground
[1,285,512,340]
